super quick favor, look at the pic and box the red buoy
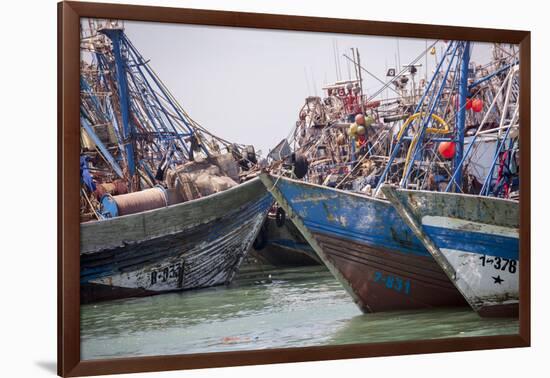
[438,141,456,159]
[471,98,483,112]
[466,98,472,110]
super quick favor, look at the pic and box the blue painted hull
[424,224,518,260]
[261,175,467,313]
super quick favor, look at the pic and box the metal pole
[100,28,136,178]
[445,68,515,192]
[80,115,125,178]
[453,41,470,192]
[374,41,455,196]
[356,49,366,114]
[401,43,460,187]
[480,105,519,195]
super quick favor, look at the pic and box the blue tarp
[80,155,96,192]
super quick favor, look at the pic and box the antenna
[335,39,342,80]
[425,39,429,83]
[355,48,365,113]
[311,68,318,96]
[304,66,312,95]
[332,39,340,81]
[396,38,402,70]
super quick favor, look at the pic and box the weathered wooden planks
[383,187,519,317]
[81,177,267,254]
[80,178,273,303]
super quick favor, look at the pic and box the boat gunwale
[262,173,392,206]
[267,174,519,208]
[388,186,519,230]
[81,176,263,226]
[80,177,270,254]
[394,187,519,205]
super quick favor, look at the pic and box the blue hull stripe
[275,179,430,258]
[303,220,431,257]
[275,179,518,261]
[424,225,519,260]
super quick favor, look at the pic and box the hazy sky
[88,20,496,155]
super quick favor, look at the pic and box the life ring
[275,207,286,227]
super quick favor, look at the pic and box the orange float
[438,141,456,159]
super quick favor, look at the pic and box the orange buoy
[438,141,456,159]
[471,98,483,112]
[355,113,365,126]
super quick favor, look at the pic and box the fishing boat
[379,48,521,318]
[81,177,272,303]
[251,208,322,267]
[382,187,518,317]
[79,21,272,303]
[260,174,467,312]
[263,40,520,314]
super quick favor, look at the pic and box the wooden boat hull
[382,187,519,317]
[251,215,322,267]
[80,178,273,303]
[260,174,467,313]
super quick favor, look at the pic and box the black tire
[293,153,309,179]
[275,207,286,228]
[246,145,257,164]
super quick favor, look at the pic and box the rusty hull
[314,233,466,312]
[260,174,467,313]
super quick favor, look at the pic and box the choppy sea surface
[81,264,518,360]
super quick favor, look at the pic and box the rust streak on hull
[314,232,467,312]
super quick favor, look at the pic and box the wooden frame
[58,1,531,376]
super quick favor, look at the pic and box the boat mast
[355,48,366,114]
[453,41,470,192]
[100,27,137,180]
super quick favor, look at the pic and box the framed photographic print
[58,1,530,376]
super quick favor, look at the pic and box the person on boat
[492,142,519,198]
[80,155,96,192]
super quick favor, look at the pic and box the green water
[80,265,519,360]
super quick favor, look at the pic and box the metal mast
[453,41,470,192]
[99,27,137,179]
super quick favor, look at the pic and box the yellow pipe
[397,112,449,139]
[397,113,450,182]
